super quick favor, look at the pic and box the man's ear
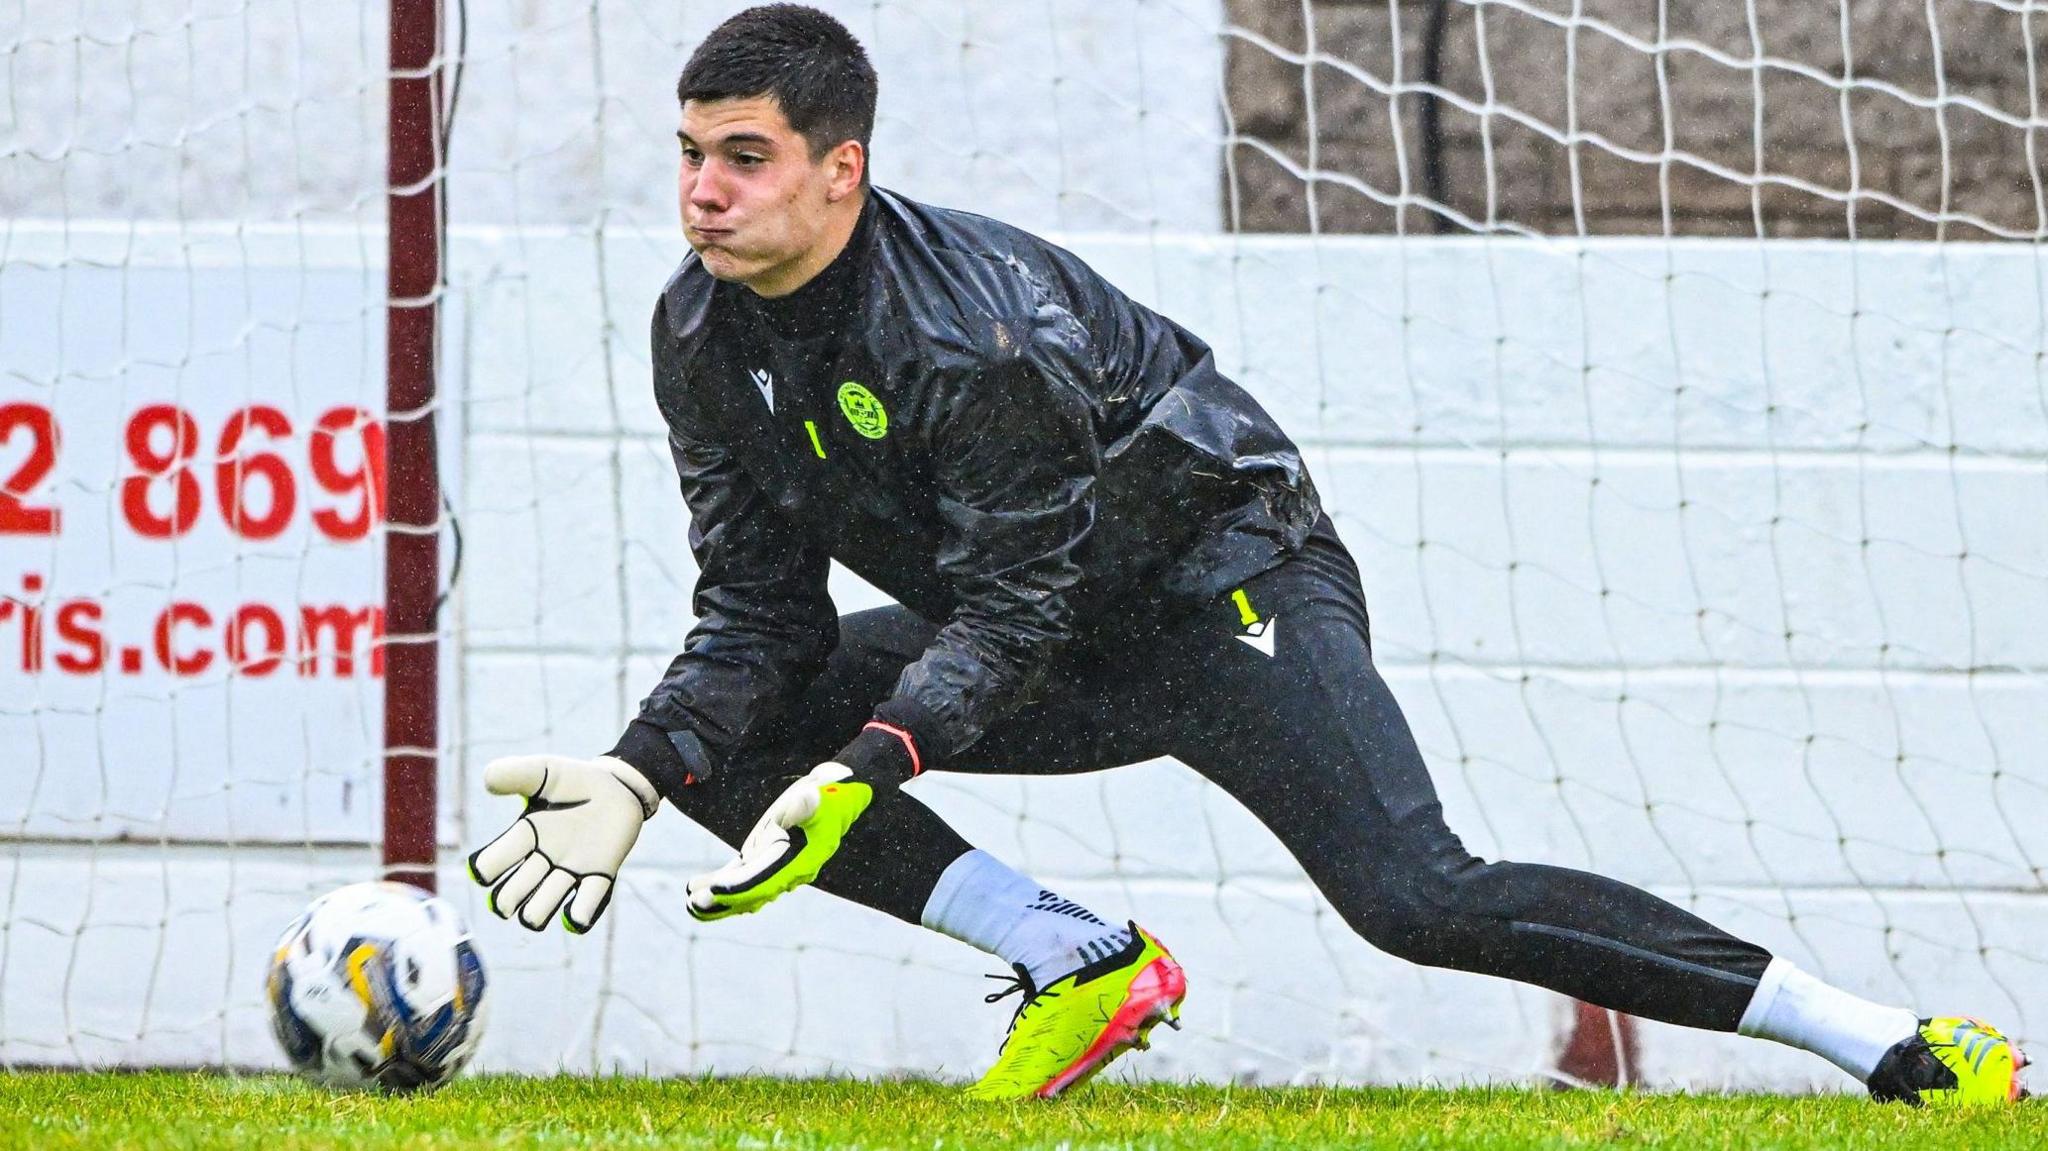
[825,140,866,202]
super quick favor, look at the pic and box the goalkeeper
[470,3,2028,1105]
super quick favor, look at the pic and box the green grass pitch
[3,1071,2041,1150]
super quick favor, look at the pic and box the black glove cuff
[833,724,916,782]
[832,698,943,785]
[608,719,712,803]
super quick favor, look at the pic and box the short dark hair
[677,5,877,171]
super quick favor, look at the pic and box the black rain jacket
[617,190,1320,795]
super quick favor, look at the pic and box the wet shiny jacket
[627,189,1319,788]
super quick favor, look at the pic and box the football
[265,881,488,1093]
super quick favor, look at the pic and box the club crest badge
[837,381,888,439]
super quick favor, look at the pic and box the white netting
[4,0,2045,1093]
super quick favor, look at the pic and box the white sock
[920,850,1133,989]
[1738,957,1919,1081]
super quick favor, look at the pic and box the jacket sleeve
[611,313,836,799]
[834,352,1098,779]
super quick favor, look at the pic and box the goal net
[3,0,2043,1093]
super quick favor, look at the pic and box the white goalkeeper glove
[466,754,660,933]
[685,762,874,921]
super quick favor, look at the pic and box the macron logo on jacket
[749,367,776,413]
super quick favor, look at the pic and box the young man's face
[676,94,864,297]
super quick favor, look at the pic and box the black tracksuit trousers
[667,518,1774,1032]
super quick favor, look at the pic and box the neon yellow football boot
[1866,1017,2029,1106]
[965,923,1187,1101]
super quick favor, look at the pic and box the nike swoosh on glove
[467,754,659,933]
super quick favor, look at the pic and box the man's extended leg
[1135,518,2024,1104]
[1149,530,1773,1029]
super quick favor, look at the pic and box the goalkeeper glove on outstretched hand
[685,762,874,921]
[466,754,659,933]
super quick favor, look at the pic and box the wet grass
[5,1070,2042,1150]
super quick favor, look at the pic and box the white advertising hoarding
[1,238,402,845]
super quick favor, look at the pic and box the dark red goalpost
[383,0,443,892]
